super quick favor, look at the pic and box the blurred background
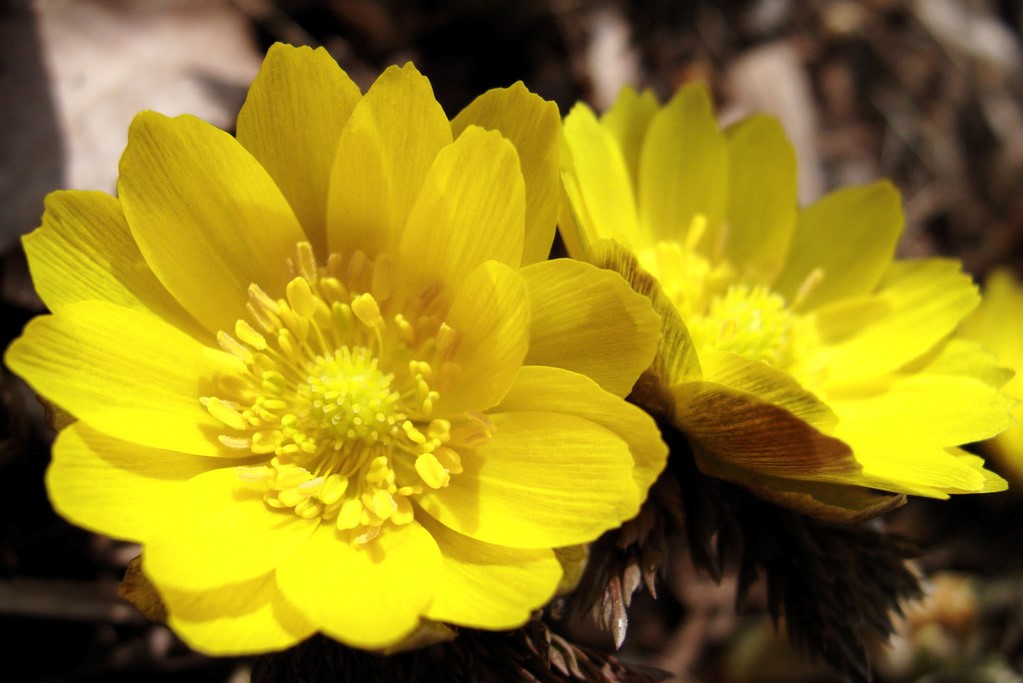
[2,1,1023,681]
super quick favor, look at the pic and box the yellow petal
[328,63,451,260]
[586,239,702,388]
[825,332,1010,496]
[600,86,659,191]
[416,411,639,549]
[669,376,860,482]
[815,259,979,386]
[520,259,660,396]
[23,191,205,340]
[561,102,640,246]
[637,82,728,248]
[420,514,562,630]
[276,522,440,650]
[850,441,993,496]
[773,180,903,310]
[988,424,1023,485]
[5,302,237,456]
[962,268,1023,366]
[118,111,305,335]
[452,81,560,266]
[144,467,318,591]
[723,115,797,283]
[496,365,668,498]
[237,43,361,256]
[831,373,1014,449]
[910,338,1014,388]
[434,261,530,414]
[948,448,1009,493]
[558,166,595,260]
[46,423,226,542]
[397,126,525,293]
[961,268,1023,484]
[163,571,316,656]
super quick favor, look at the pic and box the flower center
[304,347,403,445]
[203,243,488,543]
[688,284,796,366]
[638,215,806,370]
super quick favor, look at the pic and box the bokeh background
[2,1,1023,681]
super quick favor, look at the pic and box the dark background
[2,1,1022,681]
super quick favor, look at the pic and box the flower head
[561,83,1011,520]
[961,268,1023,484]
[6,44,666,654]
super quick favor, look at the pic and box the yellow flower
[561,83,1011,520]
[5,44,666,654]
[960,268,1023,484]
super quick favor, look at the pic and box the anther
[248,283,280,315]
[792,267,825,309]
[235,320,267,350]
[294,242,319,283]
[218,244,467,536]
[685,214,708,252]
[286,277,316,318]
[319,277,348,305]
[205,396,248,431]
[435,323,457,355]
[352,293,382,328]
[217,331,253,363]
[219,435,252,449]
[415,452,451,488]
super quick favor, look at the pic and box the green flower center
[638,215,806,370]
[202,242,489,543]
[689,284,796,366]
[304,347,403,445]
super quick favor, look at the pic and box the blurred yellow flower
[961,268,1023,484]
[5,44,666,654]
[561,83,1011,520]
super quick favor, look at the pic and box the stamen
[346,250,370,291]
[248,283,280,316]
[208,242,488,540]
[351,293,382,328]
[336,498,363,530]
[294,242,319,283]
[792,267,825,309]
[415,452,451,488]
[689,284,797,366]
[235,320,267,350]
[685,214,708,252]
[218,331,253,363]
[434,446,463,474]
[450,413,493,448]
[205,396,247,431]
[219,435,252,449]
[394,314,415,343]
[435,322,457,355]
[286,277,316,318]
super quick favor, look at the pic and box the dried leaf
[566,474,676,650]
